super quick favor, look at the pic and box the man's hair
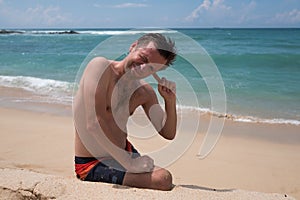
[136,33,176,66]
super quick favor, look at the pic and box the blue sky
[0,0,300,28]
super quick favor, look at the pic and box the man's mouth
[132,63,138,69]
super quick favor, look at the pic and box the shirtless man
[73,33,177,191]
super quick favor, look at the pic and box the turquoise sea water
[0,28,299,124]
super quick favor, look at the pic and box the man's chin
[123,69,139,80]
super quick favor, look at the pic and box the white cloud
[184,0,262,27]
[93,4,102,8]
[185,0,231,22]
[211,0,231,11]
[113,3,148,8]
[94,3,149,9]
[25,6,71,26]
[273,9,300,24]
[0,4,73,27]
[235,1,257,25]
[185,0,211,22]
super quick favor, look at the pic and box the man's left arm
[143,77,177,140]
[157,77,177,140]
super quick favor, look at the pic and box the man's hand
[158,77,176,102]
[127,155,154,173]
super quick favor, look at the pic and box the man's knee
[153,169,173,191]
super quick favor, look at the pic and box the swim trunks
[75,140,140,185]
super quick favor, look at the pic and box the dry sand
[0,106,299,199]
[0,168,295,200]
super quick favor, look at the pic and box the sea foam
[0,75,299,126]
[0,75,74,104]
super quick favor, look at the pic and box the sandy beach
[0,96,299,199]
[1,0,300,198]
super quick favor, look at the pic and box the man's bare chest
[105,81,147,116]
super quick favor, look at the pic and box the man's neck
[109,61,122,76]
[111,57,131,76]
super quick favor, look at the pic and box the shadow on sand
[178,184,235,192]
[112,183,235,192]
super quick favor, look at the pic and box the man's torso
[74,59,154,158]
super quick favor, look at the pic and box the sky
[0,0,300,28]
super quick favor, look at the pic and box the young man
[73,33,177,191]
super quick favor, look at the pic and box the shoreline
[1,84,299,126]
[0,105,300,198]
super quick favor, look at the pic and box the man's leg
[122,167,173,191]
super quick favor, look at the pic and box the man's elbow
[160,131,176,140]
[165,135,175,140]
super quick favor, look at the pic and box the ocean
[0,28,299,125]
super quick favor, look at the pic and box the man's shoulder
[84,57,111,74]
[89,56,110,66]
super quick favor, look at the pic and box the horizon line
[1,27,300,30]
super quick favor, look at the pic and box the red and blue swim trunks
[75,140,140,185]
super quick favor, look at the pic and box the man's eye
[140,55,148,63]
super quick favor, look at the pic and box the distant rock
[0,30,23,34]
[49,30,79,34]
[0,29,79,35]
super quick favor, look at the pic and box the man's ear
[129,41,138,52]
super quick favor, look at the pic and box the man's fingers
[141,155,154,171]
[160,77,176,94]
[154,75,176,95]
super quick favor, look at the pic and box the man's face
[127,42,167,79]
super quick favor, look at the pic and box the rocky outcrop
[48,30,79,34]
[0,29,79,34]
[0,30,23,34]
